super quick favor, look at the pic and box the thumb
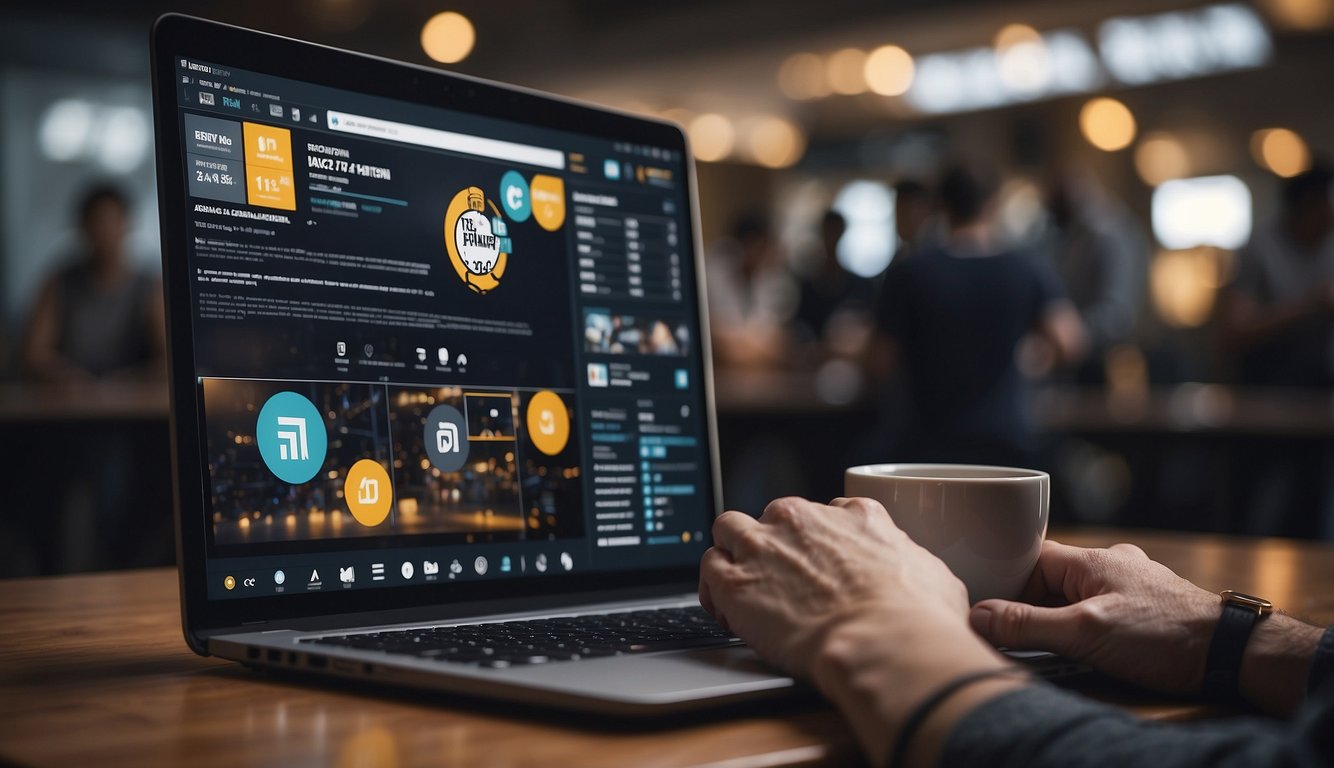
[970,599,1084,656]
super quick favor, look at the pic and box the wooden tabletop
[3,528,1333,768]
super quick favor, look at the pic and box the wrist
[812,608,1021,766]
[1238,613,1325,716]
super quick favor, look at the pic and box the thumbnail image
[204,378,392,546]
[583,309,691,356]
[388,387,528,542]
[517,389,585,540]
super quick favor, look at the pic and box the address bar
[325,110,565,170]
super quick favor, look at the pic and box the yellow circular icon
[345,459,393,527]
[526,390,570,456]
[224,575,236,591]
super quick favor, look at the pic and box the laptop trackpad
[503,645,795,700]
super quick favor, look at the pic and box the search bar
[325,110,565,170]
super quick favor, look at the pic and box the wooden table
[3,529,1333,767]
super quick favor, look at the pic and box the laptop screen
[165,54,713,601]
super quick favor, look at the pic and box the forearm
[812,612,1027,767]
[941,684,1325,768]
[1240,615,1326,716]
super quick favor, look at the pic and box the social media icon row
[335,341,469,368]
[225,551,575,592]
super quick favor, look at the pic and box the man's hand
[699,496,969,677]
[700,497,1024,767]
[970,540,1220,695]
[970,540,1325,714]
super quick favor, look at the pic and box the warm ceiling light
[1251,127,1312,177]
[826,47,869,95]
[1258,0,1333,29]
[746,116,806,169]
[994,23,1042,50]
[778,52,829,100]
[1134,132,1191,186]
[688,113,735,163]
[1079,97,1136,151]
[421,11,475,64]
[864,45,915,96]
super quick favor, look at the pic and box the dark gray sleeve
[939,682,1334,768]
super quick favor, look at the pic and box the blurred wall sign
[1151,175,1252,251]
[906,3,1271,115]
[1099,4,1272,85]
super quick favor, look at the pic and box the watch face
[1221,590,1274,614]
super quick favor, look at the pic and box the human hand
[700,497,1023,766]
[969,540,1220,695]
[699,496,972,679]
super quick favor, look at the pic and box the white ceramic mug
[844,464,1049,603]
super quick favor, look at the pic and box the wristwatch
[1202,590,1273,703]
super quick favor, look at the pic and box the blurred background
[1,0,1331,576]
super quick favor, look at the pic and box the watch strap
[1202,602,1259,703]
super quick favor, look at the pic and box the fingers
[1109,542,1148,559]
[828,496,889,517]
[712,510,761,554]
[970,599,1087,657]
[697,547,734,632]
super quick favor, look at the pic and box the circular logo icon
[344,458,392,527]
[424,404,469,472]
[256,391,328,484]
[444,186,510,294]
[499,170,531,222]
[526,390,570,456]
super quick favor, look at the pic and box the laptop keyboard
[299,605,740,669]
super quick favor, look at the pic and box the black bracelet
[888,667,1030,768]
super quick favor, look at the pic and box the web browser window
[171,57,710,600]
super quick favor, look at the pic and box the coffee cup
[844,464,1049,603]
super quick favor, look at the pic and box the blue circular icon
[499,170,531,222]
[256,391,328,484]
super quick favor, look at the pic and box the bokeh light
[421,12,475,64]
[864,45,915,96]
[1134,132,1191,186]
[826,48,869,95]
[1251,127,1312,177]
[688,113,735,162]
[1079,97,1136,151]
[744,116,805,169]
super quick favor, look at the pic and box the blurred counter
[1036,386,1334,437]
[0,379,169,423]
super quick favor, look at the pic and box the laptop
[150,14,794,715]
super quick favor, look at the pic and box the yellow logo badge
[444,186,511,294]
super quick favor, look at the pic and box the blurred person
[21,184,165,383]
[705,212,797,367]
[893,178,937,261]
[794,210,874,349]
[699,496,1334,768]
[1218,165,1334,539]
[1219,165,1334,388]
[873,160,1085,467]
[1039,164,1147,384]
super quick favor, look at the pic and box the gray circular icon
[424,403,469,472]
